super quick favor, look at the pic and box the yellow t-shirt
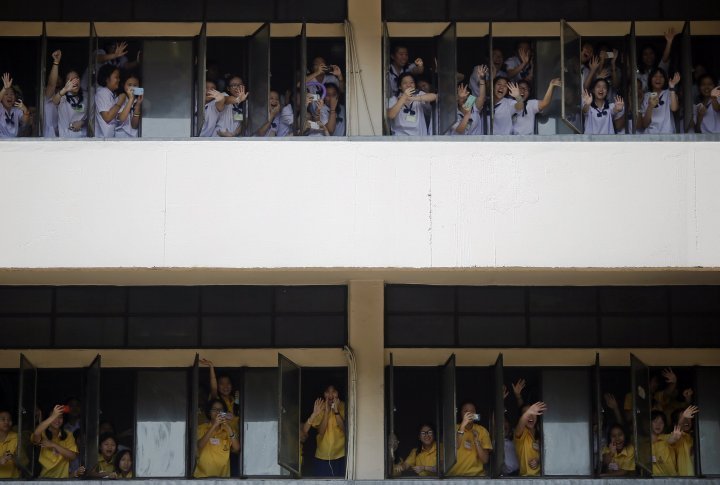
[602,444,636,472]
[37,432,78,478]
[675,432,694,476]
[0,431,21,478]
[514,427,541,477]
[94,455,116,475]
[309,401,346,460]
[403,442,438,476]
[447,424,492,477]
[118,471,134,478]
[220,395,240,435]
[652,434,678,476]
[193,423,232,478]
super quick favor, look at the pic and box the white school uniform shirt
[307,73,340,94]
[259,104,294,137]
[0,107,25,138]
[503,438,520,475]
[199,99,224,137]
[115,99,138,138]
[583,99,624,134]
[57,92,88,138]
[488,97,521,135]
[511,99,541,135]
[216,97,246,136]
[641,90,675,134]
[387,63,420,97]
[81,49,128,91]
[448,104,483,135]
[504,55,533,82]
[387,91,430,136]
[309,103,346,136]
[44,96,58,137]
[95,86,119,138]
[693,100,720,134]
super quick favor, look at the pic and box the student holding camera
[0,73,31,138]
[387,73,436,136]
[193,398,240,478]
[115,72,143,138]
[306,57,344,94]
[447,403,492,477]
[31,405,79,478]
[449,67,487,136]
[387,46,425,97]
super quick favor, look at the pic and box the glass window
[55,317,126,347]
[128,316,199,347]
[202,316,273,347]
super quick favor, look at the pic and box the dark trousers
[313,457,346,477]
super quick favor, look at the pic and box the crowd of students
[2,32,718,139]
[389,371,699,478]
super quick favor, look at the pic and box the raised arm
[475,65,488,109]
[612,95,626,132]
[668,74,680,112]
[604,393,624,425]
[678,405,698,429]
[96,42,128,64]
[515,402,546,439]
[538,79,561,112]
[661,28,677,66]
[506,48,530,79]
[387,88,412,120]
[46,50,61,98]
[200,358,219,399]
[99,93,127,124]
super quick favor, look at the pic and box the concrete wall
[1,140,719,271]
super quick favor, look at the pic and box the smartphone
[310,93,320,101]
[133,87,144,95]
[309,121,320,130]
[605,52,615,59]
[463,95,477,110]
[471,413,481,422]
[649,92,658,98]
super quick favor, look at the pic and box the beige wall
[347,0,382,136]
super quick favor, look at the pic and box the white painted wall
[1,140,718,270]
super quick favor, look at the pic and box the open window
[456,22,490,134]
[440,353,456,476]
[697,367,720,477]
[560,19,582,134]
[83,354,101,474]
[278,354,301,477]
[16,354,37,478]
[630,353,652,477]
[492,353,504,478]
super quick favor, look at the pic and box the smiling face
[581,43,594,63]
[269,90,280,108]
[0,411,11,433]
[100,437,117,459]
[521,405,538,429]
[699,76,715,98]
[324,385,339,404]
[218,376,233,398]
[642,47,656,68]
[418,425,434,446]
[227,76,244,96]
[50,413,64,430]
[118,452,132,473]
[593,80,609,101]
[518,81,531,99]
[205,81,217,102]
[650,71,666,92]
[399,74,416,93]
[391,47,409,68]
[610,427,626,450]
[652,415,666,435]
[1,88,16,110]
[494,78,508,100]
[312,57,326,72]
[105,69,120,91]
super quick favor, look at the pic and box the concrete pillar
[346,0,383,136]
[348,280,385,479]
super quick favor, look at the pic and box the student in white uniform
[94,64,125,138]
[511,78,561,135]
[43,50,63,137]
[387,73,436,136]
[387,46,424,98]
[582,78,625,135]
[638,28,677,92]
[52,69,88,138]
[306,57,344,94]
[115,73,143,138]
[81,41,134,90]
[448,65,487,136]
[256,90,294,137]
[216,75,249,137]
[693,75,720,134]
[0,73,31,138]
[199,81,228,137]
[640,68,679,135]
[314,83,345,136]
[488,77,522,135]
[580,43,594,90]
[505,40,534,83]
[469,57,506,98]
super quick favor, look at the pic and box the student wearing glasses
[387,73,437,136]
[447,403,492,477]
[216,75,249,137]
[394,424,438,477]
[193,398,240,478]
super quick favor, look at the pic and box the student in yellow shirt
[395,424,438,477]
[114,449,133,478]
[601,424,636,476]
[88,433,117,478]
[447,403,492,477]
[200,358,239,435]
[193,398,240,478]
[308,385,346,477]
[514,401,546,476]
[31,404,79,478]
[0,409,20,478]
[673,404,698,476]
[651,410,680,476]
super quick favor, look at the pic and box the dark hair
[591,77,610,91]
[120,70,140,90]
[98,432,117,450]
[44,406,67,441]
[205,397,228,421]
[114,449,132,476]
[647,67,669,90]
[639,44,658,72]
[391,45,408,56]
[606,423,626,446]
[518,79,532,91]
[321,384,343,401]
[97,64,119,88]
[216,373,233,387]
[396,72,416,96]
[515,39,531,51]
[493,75,510,85]
[415,423,435,451]
[651,410,667,430]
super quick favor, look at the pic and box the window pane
[457,287,525,313]
[671,316,720,347]
[671,286,720,313]
[135,371,187,477]
[55,317,125,347]
[128,317,198,347]
[458,316,526,346]
[697,367,720,475]
[276,0,346,21]
[529,287,596,313]
[128,287,199,313]
[274,315,345,347]
[530,316,597,347]
[133,0,203,20]
[385,286,454,313]
[385,315,455,347]
[448,0,517,21]
[384,0,447,21]
[56,287,126,314]
[205,0,275,21]
[275,286,346,313]
[201,316,272,347]
[601,316,670,347]
[202,286,272,313]
[599,287,667,313]
[0,318,52,347]
[0,287,52,313]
